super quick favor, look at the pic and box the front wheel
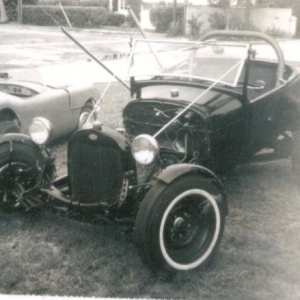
[78,103,95,130]
[134,175,226,274]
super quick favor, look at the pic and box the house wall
[185,6,297,37]
[250,8,297,37]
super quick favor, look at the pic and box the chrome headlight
[29,117,53,145]
[132,134,159,165]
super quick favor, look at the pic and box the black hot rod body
[1,30,300,274]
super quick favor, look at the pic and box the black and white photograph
[0,0,299,299]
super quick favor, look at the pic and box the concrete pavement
[0,24,165,87]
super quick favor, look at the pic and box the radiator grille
[68,141,123,205]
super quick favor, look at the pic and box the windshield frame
[127,39,250,88]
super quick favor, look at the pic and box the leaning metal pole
[127,6,164,71]
[61,27,130,91]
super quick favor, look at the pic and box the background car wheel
[78,103,94,129]
[292,131,300,197]
[134,175,226,274]
[0,120,21,134]
[0,140,41,210]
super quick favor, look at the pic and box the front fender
[152,163,227,214]
[156,163,225,199]
[0,133,33,144]
[0,133,55,176]
[64,83,99,110]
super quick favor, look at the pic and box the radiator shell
[67,127,134,205]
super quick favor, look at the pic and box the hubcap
[79,111,91,129]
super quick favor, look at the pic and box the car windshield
[0,64,46,92]
[128,39,249,87]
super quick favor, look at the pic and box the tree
[129,0,141,21]
[209,0,237,29]
[256,0,297,8]
[245,0,251,30]
[0,0,8,23]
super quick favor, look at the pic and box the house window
[112,0,129,12]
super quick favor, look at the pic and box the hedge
[150,6,184,34]
[106,12,125,26]
[3,0,37,22]
[38,0,107,7]
[22,5,108,27]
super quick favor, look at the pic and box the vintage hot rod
[0,30,300,274]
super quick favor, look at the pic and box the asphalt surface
[0,24,165,86]
[1,24,300,87]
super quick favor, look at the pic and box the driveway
[1,24,300,86]
[0,24,165,86]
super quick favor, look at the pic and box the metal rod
[59,2,72,28]
[127,6,164,71]
[82,80,112,130]
[83,50,131,129]
[61,27,130,91]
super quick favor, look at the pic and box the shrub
[228,13,243,30]
[38,0,107,7]
[209,11,259,31]
[150,5,184,34]
[106,12,125,27]
[188,14,203,39]
[3,0,37,21]
[265,27,289,38]
[209,11,226,30]
[22,5,108,28]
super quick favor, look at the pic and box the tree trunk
[18,0,23,25]
[171,0,177,35]
[0,0,8,23]
[245,0,251,30]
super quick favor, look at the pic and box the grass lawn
[0,82,299,299]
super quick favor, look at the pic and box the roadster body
[0,65,99,141]
[123,31,300,172]
[1,30,300,275]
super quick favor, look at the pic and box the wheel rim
[0,162,38,209]
[159,189,221,270]
[78,110,93,129]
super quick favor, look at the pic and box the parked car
[0,64,98,141]
[1,30,300,275]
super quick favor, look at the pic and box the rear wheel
[134,175,226,274]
